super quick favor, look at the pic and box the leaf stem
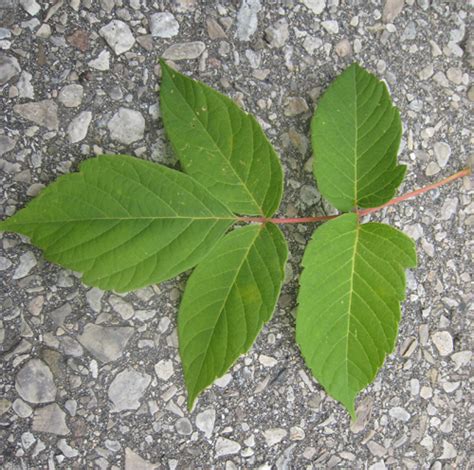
[237,168,471,225]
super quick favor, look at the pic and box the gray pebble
[108,368,151,412]
[32,403,69,435]
[301,0,326,15]
[13,100,59,130]
[162,41,206,61]
[433,142,451,168]
[58,84,84,108]
[236,0,261,41]
[68,111,92,144]
[12,398,33,418]
[78,324,134,363]
[150,12,179,38]
[15,358,57,404]
[108,107,145,145]
[175,417,192,435]
[99,20,135,55]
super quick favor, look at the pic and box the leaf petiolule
[160,60,284,217]
[178,223,288,409]
[296,213,416,417]
[312,63,406,212]
[0,155,235,292]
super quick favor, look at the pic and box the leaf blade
[0,155,235,292]
[178,223,288,408]
[312,63,405,212]
[160,60,284,217]
[296,214,416,417]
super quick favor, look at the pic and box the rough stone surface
[32,404,69,435]
[13,100,59,130]
[108,368,151,412]
[99,20,135,55]
[15,359,57,404]
[108,107,145,144]
[68,111,92,143]
[301,0,326,15]
[162,41,206,60]
[150,12,179,38]
[0,54,20,85]
[58,84,84,108]
[77,324,134,363]
[0,2,471,468]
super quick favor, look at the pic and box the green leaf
[0,155,235,292]
[178,223,288,408]
[296,213,416,417]
[312,63,406,212]
[160,60,283,217]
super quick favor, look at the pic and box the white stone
[125,448,158,470]
[99,20,135,55]
[389,406,410,422]
[162,41,206,61]
[451,350,472,370]
[12,398,33,418]
[301,0,326,15]
[13,100,59,130]
[88,50,110,71]
[32,404,69,435]
[17,71,34,99]
[36,24,51,38]
[303,36,322,55]
[86,288,104,313]
[0,135,16,156]
[57,439,79,458]
[109,295,134,320]
[382,0,404,23]
[214,373,232,387]
[0,54,20,85]
[150,12,179,38]
[78,324,134,363]
[215,437,241,457]
[154,359,174,381]
[321,20,339,34]
[263,428,287,446]
[21,432,36,449]
[433,142,451,168]
[265,19,289,48]
[196,408,216,439]
[236,0,261,41]
[258,354,278,367]
[175,417,192,435]
[59,84,83,108]
[0,256,12,271]
[290,426,305,441]
[431,331,453,356]
[108,107,145,145]
[335,38,352,57]
[439,440,457,459]
[68,111,92,143]
[15,358,56,404]
[20,0,41,16]
[108,368,151,412]
[440,198,458,220]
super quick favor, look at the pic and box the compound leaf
[160,60,283,217]
[179,223,288,409]
[0,155,235,292]
[312,63,406,212]
[296,213,416,417]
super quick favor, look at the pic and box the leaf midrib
[3,215,238,225]
[188,225,263,399]
[164,68,265,216]
[345,221,360,392]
